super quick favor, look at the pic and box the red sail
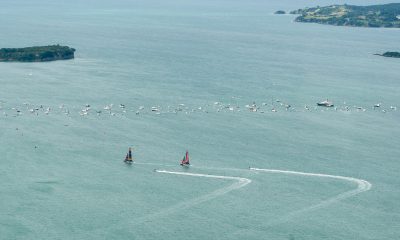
[180,151,190,165]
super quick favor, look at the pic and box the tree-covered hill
[0,45,75,62]
[290,3,400,28]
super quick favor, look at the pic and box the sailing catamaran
[124,147,133,163]
[180,150,190,166]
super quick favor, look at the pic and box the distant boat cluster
[0,99,397,118]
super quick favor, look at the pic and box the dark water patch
[35,180,60,184]
[0,219,32,239]
[30,180,60,194]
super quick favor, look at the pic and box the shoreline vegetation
[0,45,75,62]
[374,52,400,58]
[289,3,400,28]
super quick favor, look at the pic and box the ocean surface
[0,0,399,239]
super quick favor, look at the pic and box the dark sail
[128,147,132,160]
[124,147,133,162]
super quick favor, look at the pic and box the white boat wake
[132,163,371,226]
[249,167,372,225]
[132,170,251,226]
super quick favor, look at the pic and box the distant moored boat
[317,99,334,107]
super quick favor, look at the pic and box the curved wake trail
[132,170,251,226]
[250,167,372,225]
[131,163,371,226]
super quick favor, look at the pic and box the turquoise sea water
[0,0,399,239]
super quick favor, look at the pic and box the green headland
[0,45,75,62]
[375,52,400,58]
[290,3,400,28]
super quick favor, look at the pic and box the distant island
[274,10,286,14]
[375,52,400,58]
[289,3,400,28]
[0,45,75,62]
